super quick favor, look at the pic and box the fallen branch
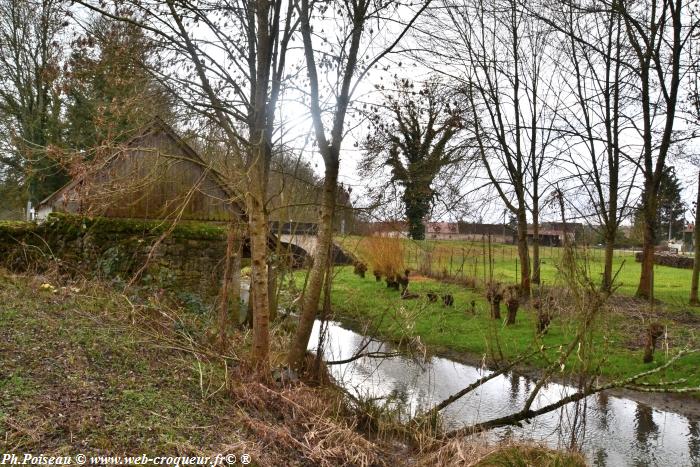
[326,350,403,366]
[417,347,545,421]
[445,348,699,439]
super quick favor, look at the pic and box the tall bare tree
[420,0,560,297]
[540,0,638,292]
[76,0,297,373]
[606,0,696,299]
[691,171,699,305]
[286,0,431,370]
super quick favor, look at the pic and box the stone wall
[634,251,695,269]
[0,213,229,298]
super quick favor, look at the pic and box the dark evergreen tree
[0,0,66,205]
[656,165,685,241]
[63,16,173,150]
[633,165,685,243]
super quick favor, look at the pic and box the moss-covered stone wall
[0,213,229,298]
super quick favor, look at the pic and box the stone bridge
[276,233,353,265]
[278,233,319,257]
[271,222,353,265]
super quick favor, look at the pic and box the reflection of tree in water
[592,447,608,467]
[633,402,659,465]
[688,418,700,464]
[509,372,520,403]
[635,403,659,442]
[596,391,610,430]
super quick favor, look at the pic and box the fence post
[482,237,487,285]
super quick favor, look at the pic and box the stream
[308,320,700,467]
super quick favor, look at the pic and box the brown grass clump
[365,236,405,281]
[229,376,387,466]
[415,437,586,467]
[414,436,491,466]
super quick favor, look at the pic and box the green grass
[0,270,245,456]
[337,235,695,306]
[0,269,442,465]
[301,266,700,389]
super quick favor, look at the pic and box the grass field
[0,268,588,465]
[0,269,394,465]
[337,235,695,307]
[293,264,700,390]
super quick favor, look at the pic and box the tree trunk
[231,240,242,325]
[516,206,531,298]
[244,280,254,328]
[287,160,339,370]
[636,198,657,299]
[602,227,615,292]
[218,220,239,351]
[532,205,540,285]
[268,264,277,322]
[404,187,431,240]
[247,187,270,373]
[691,172,700,306]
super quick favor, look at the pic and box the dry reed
[364,236,405,279]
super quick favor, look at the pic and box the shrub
[364,236,405,280]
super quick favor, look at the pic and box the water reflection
[596,392,610,430]
[593,447,608,467]
[309,320,700,467]
[509,372,520,403]
[635,403,659,444]
[688,419,700,464]
[633,403,659,466]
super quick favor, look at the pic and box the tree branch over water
[443,348,699,439]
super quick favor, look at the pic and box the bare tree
[420,0,561,297]
[286,0,431,370]
[540,0,638,292]
[75,0,297,373]
[605,0,697,299]
[691,171,699,305]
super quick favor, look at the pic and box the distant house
[426,222,459,240]
[527,228,563,246]
[457,222,516,244]
[361,220,409,238]
[36,119,241,222]
[526,226,578,246]
[360,220,517,243]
